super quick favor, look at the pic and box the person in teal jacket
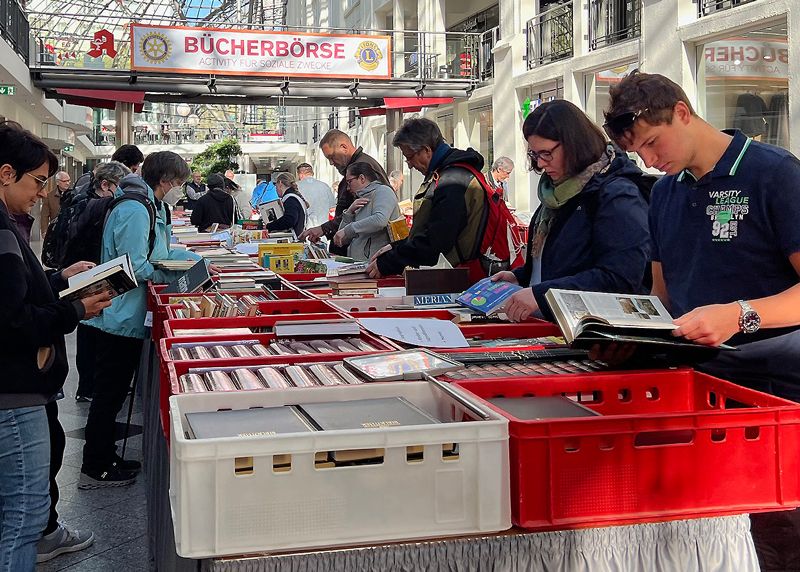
[79,151,201,490]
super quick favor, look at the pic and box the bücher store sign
[130,24,392,79]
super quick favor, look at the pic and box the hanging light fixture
[187,114,200,127]
[176,103,191,117]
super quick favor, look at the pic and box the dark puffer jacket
[191,186,235,231]
[0,201,84,408]
[513,149,651,320]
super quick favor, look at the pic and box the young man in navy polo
[603,71,800,398]
[605,70,800,569]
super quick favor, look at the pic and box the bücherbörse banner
[130,24,392,80]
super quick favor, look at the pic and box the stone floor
[37,330,149,572]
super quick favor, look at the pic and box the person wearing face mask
[333,163,400,261]
[79,151,202,490]
[491,99,651,323]
[0,121,112,571]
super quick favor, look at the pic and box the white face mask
[163,186,183,207]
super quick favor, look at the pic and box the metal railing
[27,16,482,82]
[478,26,499,81]
[698,0,757,17]
[526,2,573,69]
[0,0,29,64]
[589,0,641,51]
[90,125,286,147]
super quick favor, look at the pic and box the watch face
[741,310,761,334]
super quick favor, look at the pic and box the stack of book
[330,277,379,297]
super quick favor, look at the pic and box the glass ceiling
[26,0,286,70]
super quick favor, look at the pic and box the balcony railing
[0,0,29,64]
[698,0,757,17]
[526,1,574,69]
[91,125,287,148]
[478,26,499,81]
[28,17,482,82]
[589,0,641,51]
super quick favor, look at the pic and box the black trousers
[75,323,96,398]
[82,328,142,472]
[45,400,64,535]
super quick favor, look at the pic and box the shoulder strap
[105,193,158,257]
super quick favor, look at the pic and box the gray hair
[491,157,514,173]
[93,161,131,188]
[389,170,403,183]
[319,129,352,148]
[55,170,70,183]
[392,118,444,152]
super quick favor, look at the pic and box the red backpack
[447,163,525,280]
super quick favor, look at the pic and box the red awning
[383,97,453,109]
[55,89,146,112]
[359,97,454,118]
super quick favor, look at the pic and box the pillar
[115,102,133,147]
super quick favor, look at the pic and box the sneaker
[112,453,142,474]
[75,395,92,403]
[78,466,136,490]
[36,523,95,563]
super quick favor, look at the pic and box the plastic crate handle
[634,429,694,448]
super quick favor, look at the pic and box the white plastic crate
[169,382,511,558]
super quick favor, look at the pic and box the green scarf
[530,144,615,257]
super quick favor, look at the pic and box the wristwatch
[737,300,761,334]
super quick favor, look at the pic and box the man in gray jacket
[333,162,399,261]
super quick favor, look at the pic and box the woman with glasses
[333,162,400,261]
[492,99,651,322]
[0,122,111,571]
[265,172,308,236]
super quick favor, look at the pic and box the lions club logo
[139,32,172,64]
[355,41,382,71]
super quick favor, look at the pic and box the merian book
[456,277,521,316]
[59,254,137,301]
[544,288,736,351]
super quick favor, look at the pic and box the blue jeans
[0,406,50,572]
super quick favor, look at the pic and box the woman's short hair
[522,100,607,177]
[0,121,58,180]
[141,151,190,190]
[392,118,444,152]
[93,161,130,188]
[346,162,378,182]
[274,172,298,191]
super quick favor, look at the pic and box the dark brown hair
[522,100,607,177]
[0,121,58,180]
[345,161,378,182]
[605,70,696,138]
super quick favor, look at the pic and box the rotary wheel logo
[140,32,172,64]
[355,41,382,71]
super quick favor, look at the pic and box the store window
[470,104,494,169]
[697,21,789,149]
[438,113,454,145]
[584,61,638,124]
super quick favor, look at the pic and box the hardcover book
[297,397,441,432]
[488,396,601,420]
[161,260,213,294]
[59,254,137,301]
[544,288,736,352]
[185,406,316,439]
[405,268,471,295]
[456,277,521,315]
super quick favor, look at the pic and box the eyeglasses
[345,176,360,186]
[402,149,422,164]
[527,143,561,164]
[602,108,649,140]
[26,173,50,190]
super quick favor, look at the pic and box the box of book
[169,381,510,557]
[453,369,800,530]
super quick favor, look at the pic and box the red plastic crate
[457,320,562,340]
[454,369,800,529]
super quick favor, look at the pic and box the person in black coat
[0,121,110,571]
[492,100,651,322]
[190,173,235,232]
[265,172,307,236]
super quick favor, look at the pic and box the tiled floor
[37,330,149,572]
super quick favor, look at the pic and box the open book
[258,199,284,225]
[59,254,137,301]
[544,289,736,351]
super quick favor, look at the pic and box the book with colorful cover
[456,277,521,315]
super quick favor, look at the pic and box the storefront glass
[584,61,638,124]
[697,21,788,149]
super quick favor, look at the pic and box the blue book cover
[456,277,522,315]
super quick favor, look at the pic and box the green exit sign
[63,144,75,153]
[0,85,16,96]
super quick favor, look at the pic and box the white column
[115,102,133,146]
